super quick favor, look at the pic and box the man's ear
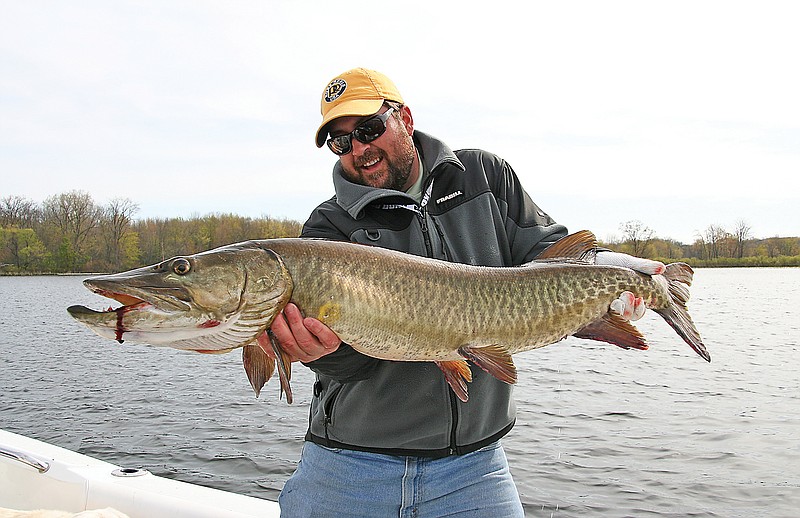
[399,105,414,135]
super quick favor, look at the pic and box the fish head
[67,241,293,352]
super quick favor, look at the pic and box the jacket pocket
[321,381,343,441]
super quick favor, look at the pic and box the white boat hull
[0,429,280,518]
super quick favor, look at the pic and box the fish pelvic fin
[242,342,275,398]
[653,262,711,362]
[268,330,293,404]
[574,313,649,350]
[435,360,473,403]
[254,330,294,404]
[536,230,597,261]
[458,344,518,385]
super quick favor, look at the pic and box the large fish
[67,231,709,402]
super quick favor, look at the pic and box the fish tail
[653,262,711,362]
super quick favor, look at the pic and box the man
[267,68,661,517]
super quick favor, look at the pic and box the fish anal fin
[574,313,648,351]
[435,360,473,403]
[242,342,275,398]
[537,230,598,260]
[257,330,294,404]
[458,344,518,385]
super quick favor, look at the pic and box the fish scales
[261,239,668,360]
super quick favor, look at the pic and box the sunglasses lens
[353,118,386,144]
[326,107,394,155]
[327,135,351,155]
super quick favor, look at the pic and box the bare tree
[0,195,39,228]
[731,220,751,259]
[701,224,728,259]
[619,220,655,257]
[102,197,140,267]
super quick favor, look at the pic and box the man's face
[327,106,416,191]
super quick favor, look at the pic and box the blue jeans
[279,440,524,517]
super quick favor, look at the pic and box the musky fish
[67,231,709,402]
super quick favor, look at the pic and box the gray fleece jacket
[299,131,567,457]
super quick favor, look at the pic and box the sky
[2,1,799,244]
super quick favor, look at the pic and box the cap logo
[324,79,347,103]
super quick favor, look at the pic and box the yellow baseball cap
[315,68,404,147]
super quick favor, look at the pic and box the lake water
[1,269,799,517]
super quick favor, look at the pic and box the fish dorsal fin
[574,313,649,350]
[537,230,598,260]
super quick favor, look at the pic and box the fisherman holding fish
[268,68,667,517]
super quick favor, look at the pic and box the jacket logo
[436,191,463,204]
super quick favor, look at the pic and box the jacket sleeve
[489,157,568,264]
[298,199,384,381]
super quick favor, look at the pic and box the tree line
[0,192,301,273]
[604,220,800,267]
[1,192,798,274]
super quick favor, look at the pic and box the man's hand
[610,291,646,321]
[264,303,342,363]
[595,250,665,275]
[596,251,666,322]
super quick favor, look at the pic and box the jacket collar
[331,131,465,219]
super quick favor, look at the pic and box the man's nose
[351,137,369,157]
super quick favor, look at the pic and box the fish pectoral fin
[257,330,294,404]
[242,342,275,398]
[435,360,473,403]
[458,344,517,385]
[574,313,648,350]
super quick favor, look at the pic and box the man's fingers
[267,303,341,363]
[631,297,646,321]
[304,317,342,350]
[610,291,648,322]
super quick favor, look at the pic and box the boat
[0,429,280,517]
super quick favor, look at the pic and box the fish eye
[172,258,191,275]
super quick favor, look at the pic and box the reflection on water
[1,269,799,517]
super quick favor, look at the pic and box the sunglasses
[326,106,395,155]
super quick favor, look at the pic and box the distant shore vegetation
[1,191,799,274]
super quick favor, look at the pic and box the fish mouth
[67,284,196,344]
[66,282,192,320]
[66,288,154,320]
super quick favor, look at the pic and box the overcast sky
[2,1,798,244]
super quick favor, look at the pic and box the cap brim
[315,98,385,147]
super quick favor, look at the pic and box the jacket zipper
[417,174,458,454]
[448,390,460,455]
[417,208,434,258]
[322,384,343,443]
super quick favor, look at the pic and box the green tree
[41,190,102,270]
[0,227,50,271]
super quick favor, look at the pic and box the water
[1,269,799,517]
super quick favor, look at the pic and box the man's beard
[345,136,416,191]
